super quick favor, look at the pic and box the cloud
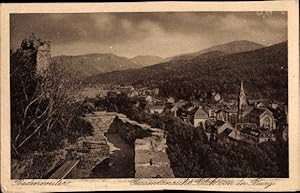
[10,12,287,58]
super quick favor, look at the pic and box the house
[212,92,222,102]
[248,108,276,130]
[145,95,153,103]
[227,107,238,125]
[167,97,175,104]
[214,120,235,134]
[171,100,188,117]
[218,128,236,143]
[175,100,188,108]
[215,109,229,122]
[149,105,165,114]
[194,106,209,127]
[258,129,276,143]
[128,90,139,98]
[119,86,134,94]
[214,120,238,142]
[204,120,238,142]
[151,88,159,96]
[204,105,217,119]
[227,129,242,141]
[239,127,276,144]
[170,106,178,117]
[271,103,279,109]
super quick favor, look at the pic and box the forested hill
[52,53,141,78]
[86,41,288,102]
[167,40,264,61]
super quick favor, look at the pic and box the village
[82,80,288,145]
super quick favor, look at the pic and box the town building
[214,120,235,134]
[128,90,139,98]
[151,88,160,96]
[145,95,153,103]
[167,97,175,104]
[194,106,209,127]
[248,108,276,130]
[239,127,276,144]
[215,109,229,122]
[148,105,165,114]
[212,92,222,102]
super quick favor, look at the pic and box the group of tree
[10,35,93,159]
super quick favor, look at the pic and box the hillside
[167,40,264,61]
[86,41,288,102]
[52,53,141,78]
[130,55,164,67]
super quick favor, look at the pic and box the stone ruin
[36,41,51,75]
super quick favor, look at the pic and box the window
[262,117,271,129]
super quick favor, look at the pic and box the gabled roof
[194,106,209,119]
[174,100,188,108]
[249,108,272,116]
[218,128,234,139]
[215,120,225,127]
[243,106,254,114]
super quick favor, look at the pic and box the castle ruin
[36,41,51,75]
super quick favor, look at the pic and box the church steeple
[238,80,248,111]
[240,80,245,97]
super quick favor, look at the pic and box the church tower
[238,80,248,112]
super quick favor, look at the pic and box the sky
[10,12,287,58]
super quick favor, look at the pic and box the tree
[11,35,92,157]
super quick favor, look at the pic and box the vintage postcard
[1,1,299,192]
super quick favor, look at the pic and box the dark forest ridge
[86,41,288,102]
[166,40,265,62]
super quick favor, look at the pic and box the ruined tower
[36,41,51,75]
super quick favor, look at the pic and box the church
[236,80,276,131]
[232,81,277,144]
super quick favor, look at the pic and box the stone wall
[81,111,174,178]
[107,113,174,177]
[108,115,153,145]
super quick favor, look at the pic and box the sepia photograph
[1,1,299,192]
[9,11,289,179]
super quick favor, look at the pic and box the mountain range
[130,55,164,67]
[52,40,264,78]
[51,53,140,78]
[85,41,288,102]
[167,40,264,61]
